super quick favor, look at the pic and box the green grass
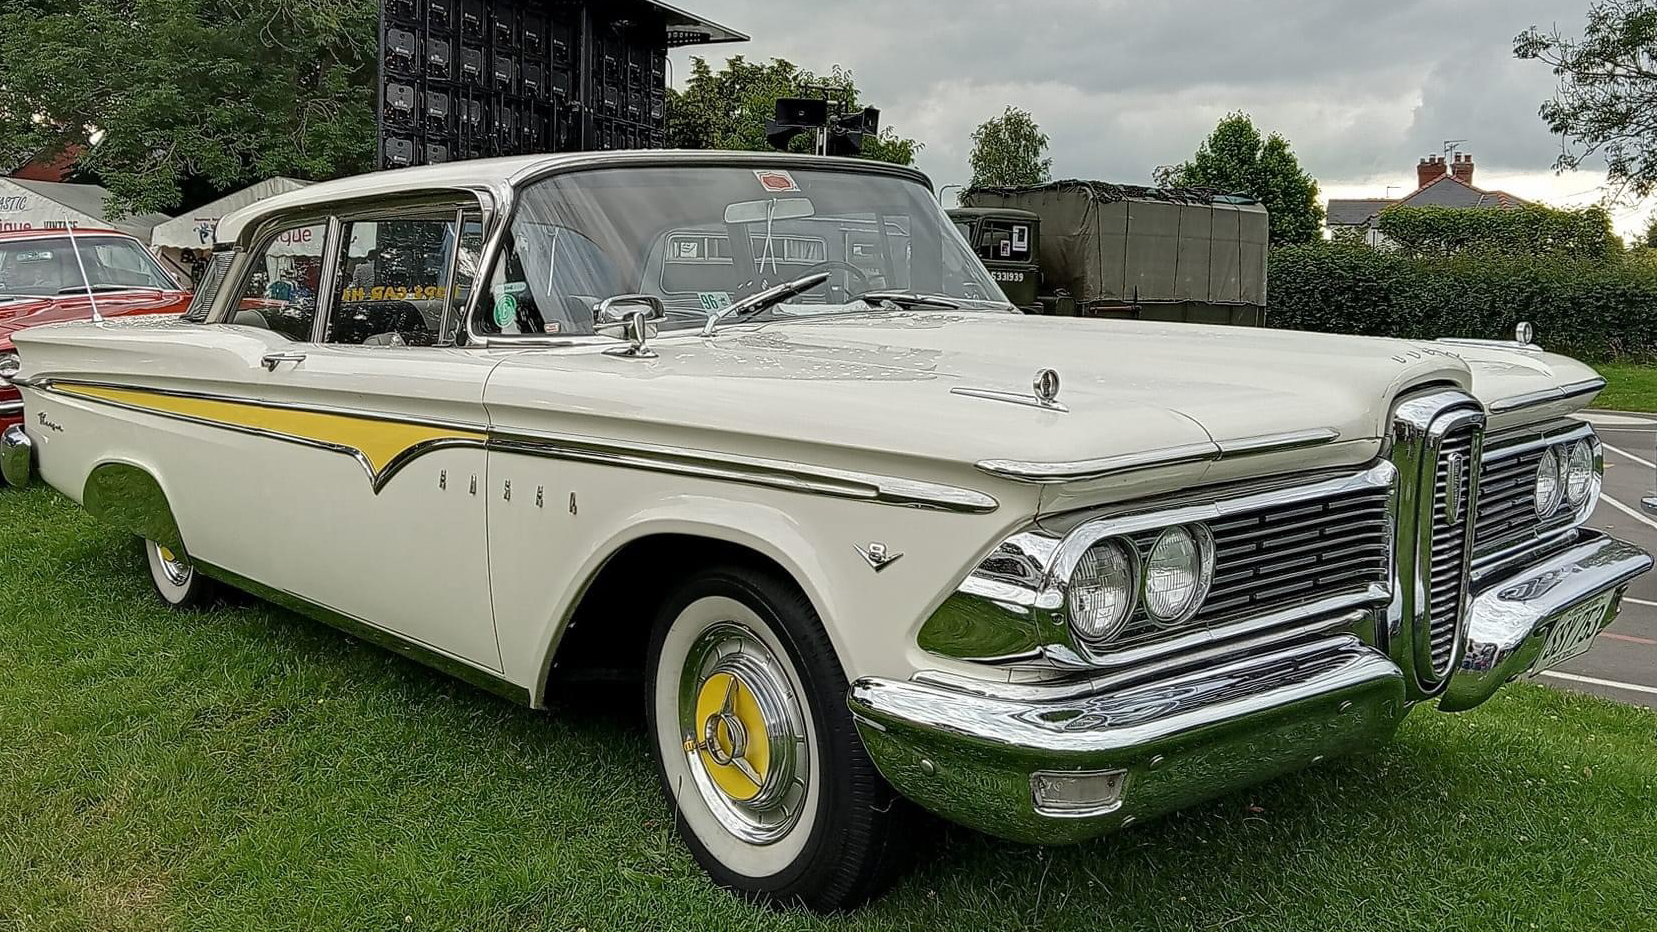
[3,486,1657,931]
[1592,363,1657,413]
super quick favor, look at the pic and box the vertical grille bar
[1426,427,1477,678]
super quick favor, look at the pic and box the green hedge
[1267,244,1657,361]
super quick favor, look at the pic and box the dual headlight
[1535,439,1596,517]
[0,352,18,387]
[1066,525,1216,645]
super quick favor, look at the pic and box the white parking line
[1602,441,1655,471]
[1597,494,1657,532]
[1539,670,1657,697]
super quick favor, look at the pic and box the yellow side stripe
[57,384,485,477]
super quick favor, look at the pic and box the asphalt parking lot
[1542,409,1657,709]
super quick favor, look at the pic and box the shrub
[1375,204,1622,260]
[1268,243,1657,361]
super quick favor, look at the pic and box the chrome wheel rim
[154,543,192,588]
[677,621,810,846]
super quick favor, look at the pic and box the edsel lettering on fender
[4,151,1648,911]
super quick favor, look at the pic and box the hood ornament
[950,367,1069,413]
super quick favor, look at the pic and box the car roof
[0,227,134,241]
[215,150,936,248]
[948,207,1042,222]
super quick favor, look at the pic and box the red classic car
[0,228,193,428]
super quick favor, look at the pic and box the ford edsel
[0,152,1648,910]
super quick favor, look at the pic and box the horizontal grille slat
[1473,435,1578,556]
[1111,485,1391,646]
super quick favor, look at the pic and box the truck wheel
[143,539,214,609]
[645,565,907,911]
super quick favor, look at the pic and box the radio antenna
[63,221,102,323]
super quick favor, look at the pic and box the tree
[1516,2,1657,201]
[1156,112,1325,246]
[0,0,378,217]
[1639,213,1657,250]
[665,56,922,166]
[967,107,1052,189]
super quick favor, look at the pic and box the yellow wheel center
[694,671,771,802]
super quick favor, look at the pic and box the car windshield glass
[0,235,174,296]
[474,165,1011,338]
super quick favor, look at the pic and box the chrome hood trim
[977,427,1341,484]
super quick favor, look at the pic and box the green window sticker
[698,291,732,312]
[494,293,518,327]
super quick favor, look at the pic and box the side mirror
[593,294,666,359]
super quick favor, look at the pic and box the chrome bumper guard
[1440,530,1650,712]
[848,633,1406,845]
[1,423,33,488]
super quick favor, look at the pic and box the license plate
[1531,592,1616,675]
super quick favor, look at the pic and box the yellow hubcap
[694,671,772,802]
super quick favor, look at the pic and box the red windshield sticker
[754,170,800,193]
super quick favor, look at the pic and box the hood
[491,312,1471,487]
[0,289,190,350]
[1430,340,1604,429]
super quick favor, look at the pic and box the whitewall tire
[143,539,214,608]
[645,565,909,910]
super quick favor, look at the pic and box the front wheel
[143,539,215,608]
[645,566,908,910]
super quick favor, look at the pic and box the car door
[190,202,504,670]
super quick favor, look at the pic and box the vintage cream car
[0,152,1649,909]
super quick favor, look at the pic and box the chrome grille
[1474,433,1576,557]
[1113,485,1391,643]
[1427,428,1477,676]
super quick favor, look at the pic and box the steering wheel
[794,260,870,298]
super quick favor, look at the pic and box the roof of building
[216,150,930,245]
[646,0,748,45]
[1326,174,1531,227]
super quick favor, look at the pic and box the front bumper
[849,634,1407,844]
[851,529,1649,845]
[1,423,32,488]
[1441,530,1651,711]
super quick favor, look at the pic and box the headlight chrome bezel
[0,351,19,388]
[1064,538,1138,645]
[1564,439,1595,507]
[1141,524,1217,626]
[1534,445,1565,517]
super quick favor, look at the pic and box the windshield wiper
[701,271,831,337]
[56,284,151,295]
[852,291,961,310]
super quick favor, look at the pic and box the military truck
[952,180,1269,326]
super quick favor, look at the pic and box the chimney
[1450,152,1474,185]
[1417,155,1446,189]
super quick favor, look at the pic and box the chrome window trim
[463,153,937,349]
[1486,377,1606,414]
[976,428,1341,484]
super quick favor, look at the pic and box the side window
[328,215,471,346]
[232,222,326,340]
[475,224,609,338]
[976,221,1032,262]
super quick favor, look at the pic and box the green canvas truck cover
[961,181,1269,309]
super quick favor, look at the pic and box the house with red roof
[1326,153,1530,245]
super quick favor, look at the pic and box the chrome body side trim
[1,424,33,487]
[0,400,23,417]
[196,560,530,705]
[849,634,1406,844]
[34,377,995,514]
[1486,377,1606,415]
[489,429,999,515]
[917,462,1394,666]
[1442,530,1651,711]
[976,428,1341,484]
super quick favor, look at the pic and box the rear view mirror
[724,197,816,226]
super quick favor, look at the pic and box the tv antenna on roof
[1443,139,1468,159]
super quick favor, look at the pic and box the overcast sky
[671,0,1655,239]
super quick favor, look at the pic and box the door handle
[261,352,307,372]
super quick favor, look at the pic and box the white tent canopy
[0,178,170,239]
[150,177,311,250]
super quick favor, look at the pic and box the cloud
[672,0,1653,238]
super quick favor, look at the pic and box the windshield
[474,165,1010,338]
[0,234,175,296]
